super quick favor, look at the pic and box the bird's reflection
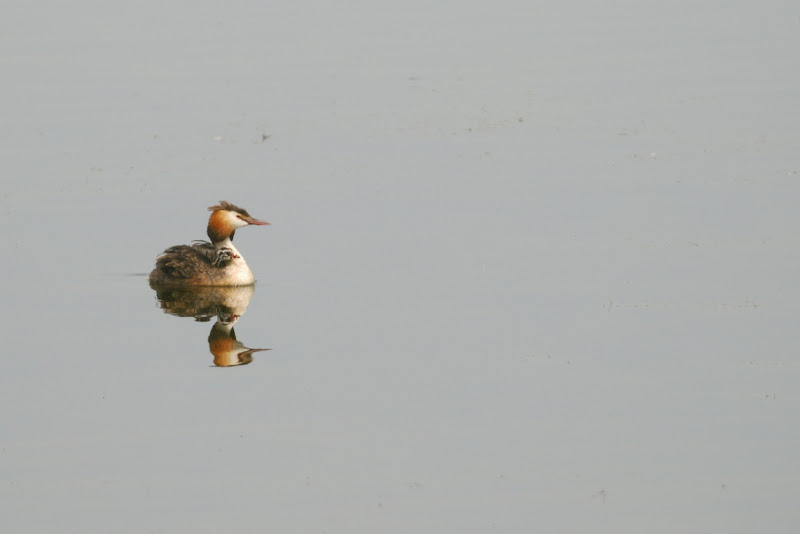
[150,283,270,367]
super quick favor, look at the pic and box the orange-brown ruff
[208,321,270,367]
[149,201,270,287]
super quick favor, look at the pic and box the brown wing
[153,242,216,280]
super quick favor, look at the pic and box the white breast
[224,258,256,285]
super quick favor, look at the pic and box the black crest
[208,201,251,217]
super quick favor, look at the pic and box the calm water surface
[2,2,799,533]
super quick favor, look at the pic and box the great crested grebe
[149,201,270,287]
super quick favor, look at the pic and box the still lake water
[2,2,799,532]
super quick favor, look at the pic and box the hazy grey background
[2,1,799,532]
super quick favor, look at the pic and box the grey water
[2,1,799,532]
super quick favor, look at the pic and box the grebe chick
[149,201,270,287]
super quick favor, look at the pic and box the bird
[149,201,270,286]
